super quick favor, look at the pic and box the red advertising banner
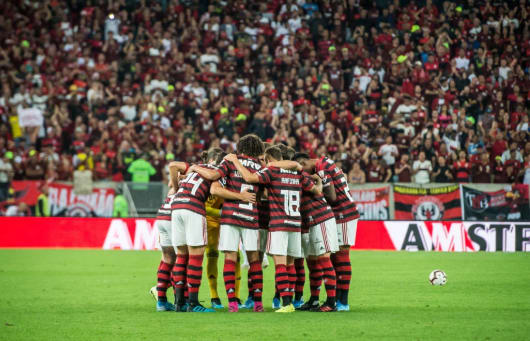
[351,186,390,220]
[1,218,528,252]
[3,181,41,206]
[394,184,461,220]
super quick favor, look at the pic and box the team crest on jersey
[412,196,444,220]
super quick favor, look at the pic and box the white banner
[382,221,530,252]
[17,107,44,127]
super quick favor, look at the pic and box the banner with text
[48,183,115,217]
[394,184,461,220]
[461,184,530,221]
[0,218,528,252]
[351,186,390,220]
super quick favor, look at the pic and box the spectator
[394,154,411,183]
[472,153,492,183]
[113,188,129,218]
[453,151,471,183]
[348,161,365,185]
[0,0,527,186]
[35,182,50,217]
[5,202,31,217]
[378,136,399,168]
[127,153,156,183]
[0,152,14,202]
[432,156,453,183]
[412,151,432,185]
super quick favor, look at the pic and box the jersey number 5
[239,184,254,210]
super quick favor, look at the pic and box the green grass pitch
[1,250,529,340]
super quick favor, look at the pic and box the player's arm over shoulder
[224,153,260,183]
[267,160,303,171]
[189,164,221,181]
[210,181,256,203]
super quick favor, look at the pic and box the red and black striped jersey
[171,164,216,216]
[256,167,314,232]
[156,193,175,221]
[300,191,335,233]
[315,156,360,223]
[216,156,262,229]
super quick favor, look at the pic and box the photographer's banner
[48,183,115,217]
[351,186,390,220]
[394,184,461,220]
[1,181,115,217]
[461,184,530,221]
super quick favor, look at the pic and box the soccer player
[295,153,360,311]
[241,148,271,310]
[202,148,243,309]
[191,134,266,313]
[150,178,178,311]
[225,146,321,313]
[275,144,305,308]
[295,154,340,312]
[169,159,255,312]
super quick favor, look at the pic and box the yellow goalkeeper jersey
[205,195,223,227]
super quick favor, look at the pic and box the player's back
[216,156,262,229]
[316,156,360,223]
[300,189,335,231]
[156,192,175,221]
[171,164,216,216]
[259,167,314,232]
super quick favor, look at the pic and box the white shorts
[301,233,310,258]
[266,230,302,258]
[304,218,339,256]
[219,225,260,252]
[171,209,207,247]
[259,229,268,253]
[337,218,358,247]
[155,219,172,247]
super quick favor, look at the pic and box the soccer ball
[429,270,447,286]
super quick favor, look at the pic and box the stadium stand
[0,0,528,185]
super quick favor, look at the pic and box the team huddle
[150,134,359,313]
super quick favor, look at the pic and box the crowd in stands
[0,0,529,189]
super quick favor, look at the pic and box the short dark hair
[215,151,227,165]
[293,152,310,162]
[202,147,224,164]
[237,134,264,158]
[265,146,283,161]
[276,143,296,160]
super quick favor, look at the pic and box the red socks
[294,258,305,301]
[275,264,290,298]
[172,254,188,305]
[287,264,296,299]
[331,249,351,305]
[249,261,263,302]
[224,260,237,302]
[332,249,351,291]
[319,256,336,300]
[307,259,322,299]
[156,261,172,302]
[187,254,204,304]
[172,254,188,290]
